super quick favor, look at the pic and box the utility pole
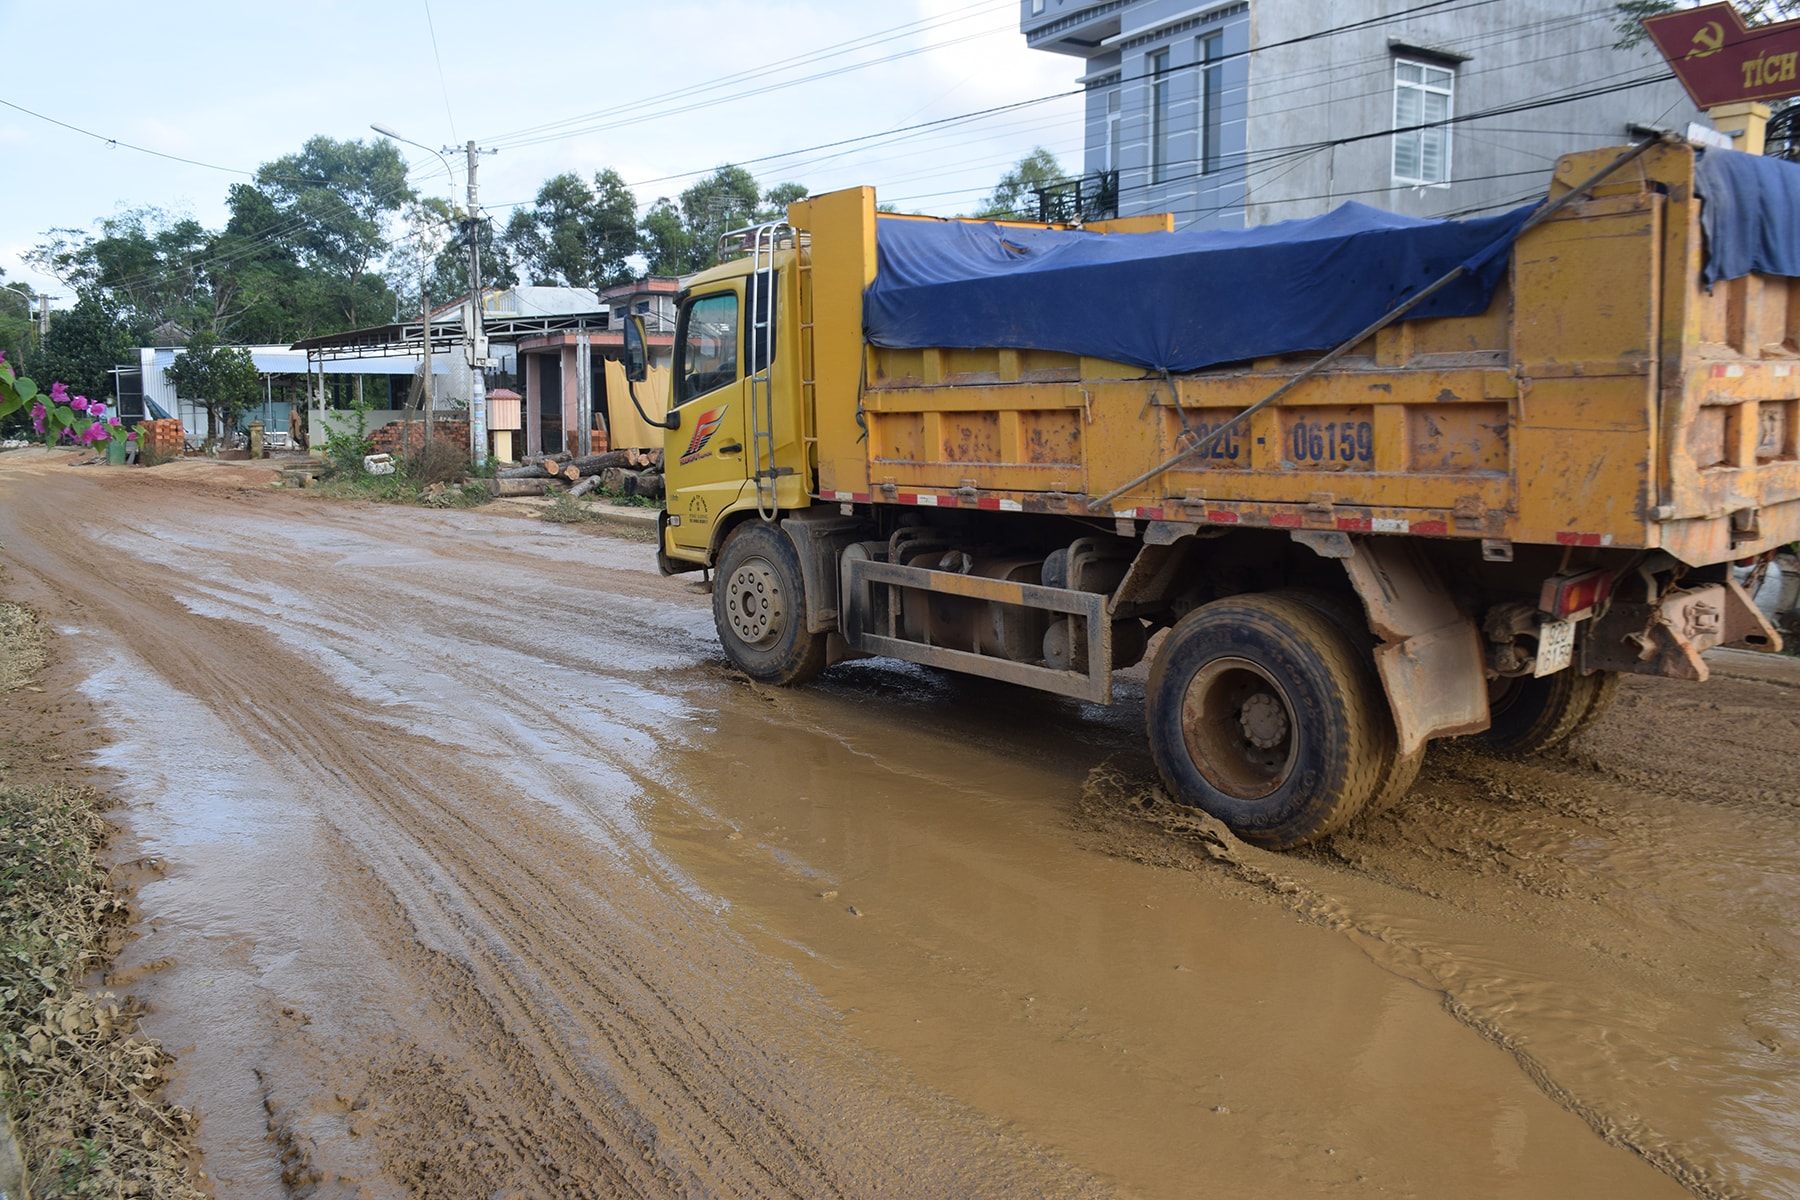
[457,139,497,467]
[421,240,435,446]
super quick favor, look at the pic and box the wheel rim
[723,554,786,648]
[1179,656,1297,800]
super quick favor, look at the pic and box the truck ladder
[747,222,789,521]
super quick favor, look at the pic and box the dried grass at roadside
[0,604,206,1199]
[0,604,45,694]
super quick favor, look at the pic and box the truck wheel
[1469,669,1617,758]
[1147,593,1383,849]
[713,522,828,686]
[1275,588,1423,818]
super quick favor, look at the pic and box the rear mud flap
[1342,539,1489,757]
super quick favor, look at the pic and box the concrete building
[514,277,678,457]
[1022,0,1704,230]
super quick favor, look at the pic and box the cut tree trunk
[488,478,553,497]
[495,464,551,479]
[568,451,635,476]
[568,474,604,498]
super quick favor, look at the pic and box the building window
[1199,32,1224,176]
[1106,90,1122,172]
[1030,0,1044,13]
[1150,49,1172,184]
[1393,58,1453,185]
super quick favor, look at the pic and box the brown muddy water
[1,453,1795,1198]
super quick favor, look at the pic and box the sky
[0,0,1084,306]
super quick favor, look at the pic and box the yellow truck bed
[793,143,1800,568]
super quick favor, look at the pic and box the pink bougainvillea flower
[126,429,138,441]
[70,395,88,413]
[50,381,67,403]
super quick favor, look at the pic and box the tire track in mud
[0,472,1108,1199]
[1074,696,1800,1200]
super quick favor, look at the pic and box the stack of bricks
[370,419,471,458]
[137,419,184,459]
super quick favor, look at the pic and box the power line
[478,0,1015,149]
[422,0,458,143]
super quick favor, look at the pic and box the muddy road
[2,453,1796,1199]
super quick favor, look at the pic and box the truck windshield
[675,292,739,405]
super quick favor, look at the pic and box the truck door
[665,287,750,557]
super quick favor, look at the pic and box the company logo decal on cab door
[679,405,728,465]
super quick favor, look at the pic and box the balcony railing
[1032,170,1120,224]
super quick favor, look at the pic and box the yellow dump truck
[623,138,1792,849]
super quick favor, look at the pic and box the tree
[0,269,36,375]
[29,208,222,336]
[164,331,261,447]
[760,182,810,219]
[975,148,1068,221]
[35,291,138,406]
[502,169,639,289]
[251,136,413,329]
[639,167,809,276]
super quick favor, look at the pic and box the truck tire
[1276,588,1424,818]
[1147,593,1384,849]
[1468,668,1618,758]
[713,522,828,686]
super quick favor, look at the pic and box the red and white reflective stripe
[1555,531,1615,547]
[834,490,1462,537]
[1710,364,1747,378]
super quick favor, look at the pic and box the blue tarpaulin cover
[1693,147,1800,287]
[863,202,1537,374]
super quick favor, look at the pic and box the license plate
[1534,617,1575,677]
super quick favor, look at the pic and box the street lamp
[371,123,456,446]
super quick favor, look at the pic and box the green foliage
[220,180,335,342]
[405,436,470,486]
[252,136,413,329]
[164,331,260,446]
[639,167,809,276]
[34,292,136,406]
[503,169,640,289]
[28,208,212,335]
[761,182,810,215]
[540,490,596,523]
[975,148,1068,221]
[0,270,39,376]
[320,392,375,477]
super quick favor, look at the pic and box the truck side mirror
[620,312,677,431]
[624,314,649,383]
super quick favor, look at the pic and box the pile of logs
[492,448,665,500]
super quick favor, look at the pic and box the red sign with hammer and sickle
[1643,2,1800,108]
